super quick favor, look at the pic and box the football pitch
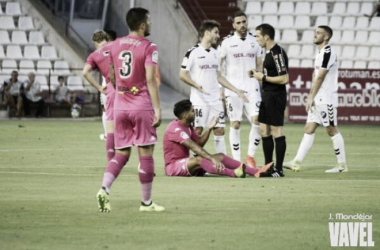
[0,119,379,250]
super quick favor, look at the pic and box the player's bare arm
[217,71,249,103]
[82,64,106,94]
[109,64,116,88]
[179,69,209,95]
[146,65,161,127]
[306,69,328,112]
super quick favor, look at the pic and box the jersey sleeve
[145,43,158,66]
[219,39,228,58]
[273,47,289,76]
[320,46,335,70]
[85,52,98,70]
[169,128,191,145]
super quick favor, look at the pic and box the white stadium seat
[369,47,380,60]
[340,30,355,44]
[247,15,262,29]
[368,31,380,45]
[36,60,52,75]
[368,61,380,69]
[295,2,311,15]
[29,31,46,45]
[330,30,342,45]
[354,31,368,44]
[6,45,23,59]
[41,45,58,59]
[288,59,300,68]
[287,44,301,59]
[2,59,17,73]
[67,76,83,91]
[329,16,342,30]
[0,45,5,59]
[294,16,310,29]
[5,2,22,15]
[353,61,367,69]
[355,46,370,60]
[340,60,353,69]
[300,59,313,68]
[0,16,16,29]
[263,15,278,27]
[300,44,315,58]
[332,45,342,58]
[278,15,294,29]
[301,30,314,43]
[341,46,356,60]
[360,2,374,16]
[346,2,359,15]
[262,2,277,15]
[24,45,41,60]
[369,17,380,31]
[331,3,346,15]
[311,2,327,15]
[11,31,28,45]
[314,16,329,28]
[18,16,35,30]
[19,60,35,74]
[281,29,298,43]
[0,30,11,45]
[342,17,356,29]
[53,60,71,75]
[245,2,261,15]
[278,2,293,15]
[355,17,369,30]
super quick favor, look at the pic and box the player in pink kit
[96,8,164,213]
[163,99,276,178]
[83,30,116,162]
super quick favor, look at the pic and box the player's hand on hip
[237,89,249,103]
[305,97,314,112]
[210,156,225,172]
[248,70,255,78]
[196,85,209,95]
[207,116,219,129]
[99,86,106,94]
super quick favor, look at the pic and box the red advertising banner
[288,68,380,125]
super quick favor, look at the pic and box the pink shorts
[165,158,191,176]
[105,85,115,121]
[114,110,157,149]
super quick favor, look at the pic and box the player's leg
[191,155,244,178]
[211,103,226,154]
[193,105,207,135]
[104,90,115,161]
[244,92,261,167]
[226,96,243,161]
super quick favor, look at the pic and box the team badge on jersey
[152,51,158,63]
[180,132,189,140]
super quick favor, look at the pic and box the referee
[250,23,289,177]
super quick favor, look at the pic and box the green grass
[0,119,379,250]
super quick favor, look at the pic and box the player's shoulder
[184,44,200,57]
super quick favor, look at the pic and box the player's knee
[213,127,224,136]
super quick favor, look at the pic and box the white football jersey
[314,44,339,107]
[220,32,262,97]
[181,44,221,106]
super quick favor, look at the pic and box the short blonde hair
[92,30,109,43]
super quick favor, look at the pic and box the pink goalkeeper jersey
[109,35,158,111]
[163,120,200,167]
[85,41,114,84]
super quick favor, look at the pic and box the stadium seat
[49,75,59,89]
[311,2,327,15]
[35,75,48,88]
[19,60,35,74]
[314,16,329,28]
[342,17,356,29]
[340,30,355,44]
[245,2,261,15]
[281,29,298,43]
[2,59,17,73]
[5,2,22,15]
[29,31,46,45]
[67,75,84,91]
[329,16,342,30]
[0,16,16,29]
[6,45,23,59]
[263,15,278,27]
[330,30,342,45]
[369,47,380,60]
[354,30,368,44]
[332,45,342,58]
[300,59,313,68]
[346,2,360,15]
[278,2,293,15]
[278,15,294,29]
[24,45,40,60]
[18,16,35,30]
[0,5,2,15]
[53,60,71,75]
[294,16,310,29]
[353,61,367,69]
[301,30,314,43]
[0,45,5,59]
[295,2,311,15]
[369,17,380,31]
[247,15,262,29]
[340,60,353,69]
[262,2,277,15]
[288,58,300,68]
[340,45,356,60]
[331,2,346,15]
[41,45,58,60]
[287,44,301,59]
[355,46,370,60]
[36,60,52,75]
[300,44,315,59]
[360,2,375,16]
[11,30,28,45]
[275,29,281,41]
[18,74,29,83]
[368,31,380,45]
[368,61,380,69]
[355,17,369,30]
[0,30,11,45]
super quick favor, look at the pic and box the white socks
[248,124,261,158]
[229,128,241,161]
[331,132,346,164]
[295,133,315,162]
[214,135,226,154]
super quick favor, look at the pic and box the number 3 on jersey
[119,50,132,78]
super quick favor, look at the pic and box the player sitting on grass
[163,99,277,178]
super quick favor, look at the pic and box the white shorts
[194,103,225,128]
[307,104,338,127]
[225,93,261,122]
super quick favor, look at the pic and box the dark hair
[58,75,64,81]
[104,29,117,41]
[318,25,333,41]
[199,20,220,38]
[173,99,192,119]
[232,11,247,20]
[256,23,275,40]
[126,7,149,32]
[92,30,109,43]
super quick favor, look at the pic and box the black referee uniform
[259,43,288,174]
